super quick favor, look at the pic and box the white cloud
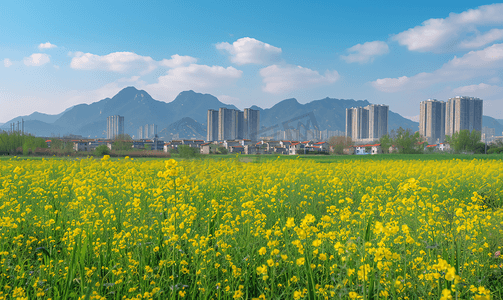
[371,76,410,93]
[451,83,503,97]
[117,75,141,83]
[393,3,503,52]
[404,115,420,122]
[145,64,243,100]
[4,58,13,67]
[260,65,339,94]
[38,42,57,50]
[372,43,503,92]
[340,41,389,63]
[217,95,241,107]
[69,51,197,75]
[216,37,282,65]
[460,28,503,49]
[23,53,50,66]
[70,51,157,74]
[159,54,197,68]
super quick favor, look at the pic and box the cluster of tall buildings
[419,96,483,144]
[207,108,260,141]
[106,115,124,140]
[345,104,389,143]
[138,124,158,139]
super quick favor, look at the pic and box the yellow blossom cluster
[0,155,502,299]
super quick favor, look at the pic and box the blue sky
[2,0,503,123]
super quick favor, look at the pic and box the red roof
[426,144,437,148]
[45,140,51,142]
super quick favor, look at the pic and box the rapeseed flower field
[0,156,502,299]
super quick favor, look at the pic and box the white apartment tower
[244,108,260,141]
[207,109,219,142]
[346,104,388,142]
[107,115,124,140]
[419,99,446,144]
[208,107,260,141]
[445,96,483,136]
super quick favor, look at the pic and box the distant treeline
[0,131,48,155]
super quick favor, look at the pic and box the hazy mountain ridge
[8,86,502,140]
[159,117,206,140]
[256,97,418,133]
[483,116,503,136]
[1,87,238,138]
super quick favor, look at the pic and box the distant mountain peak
[113,86,148,99]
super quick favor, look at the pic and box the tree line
[328,128,498,155]
[0,131,48,155]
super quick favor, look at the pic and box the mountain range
[1,86,502,140]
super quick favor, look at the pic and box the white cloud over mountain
[216,37,282,65]
[393,3,503,52]
[70,51,158,74]
[23,53,50,66]
[69,51,199,75]
[260,65,339,94]
[340,41,389,63]
[451,83,503,98]
[159,54,198,68]
[145,64,243,100]
[372,43,503,92]
[38,42,57,50]
[3,58,13,67]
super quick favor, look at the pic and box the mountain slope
[0,108,72,130]
[159,117,206,140]
[258,97,418,133]
[483,116,503,136]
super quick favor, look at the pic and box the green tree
[178,145,199,158]
[113,134,133,151]
[94,144,110,156]
[379,134,392,154]
[394,127,423,154]
[217,146,228,154]
[448,130,483,153]
[328,136,352,155]
[22,136,47,155]
[50,138,64,150]
[0,132,47,155]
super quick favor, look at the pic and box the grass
[1,150,502,299]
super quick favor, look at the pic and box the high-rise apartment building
[445,96,483,136]
[138,124,157,139]
[346,104,388,142]
[144,124,149,139]
[244,108,260,141]
[367,104,389,140]
[235,110,245,140]
[138,126,143,139]
[207,109,219,141]
[419,99,446,144]
[218,108,237,141]
[149,124,157,138]
[207,107,260,141]
[107,115,124,140]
